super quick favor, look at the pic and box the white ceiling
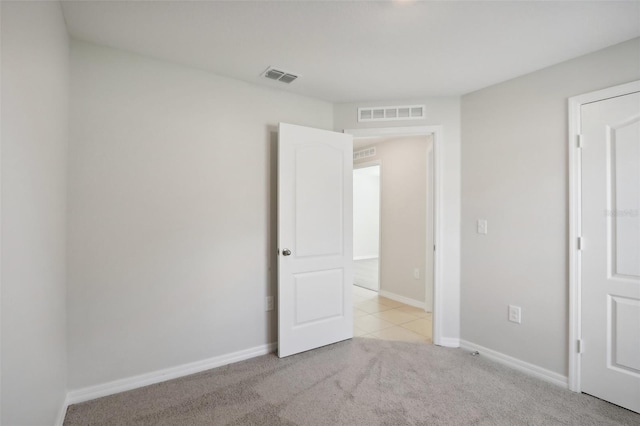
[61,1,640,103]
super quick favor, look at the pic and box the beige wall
[355,137,432,305]
[67,40,333,390]
[1,2,69,424]
[461,37,640,375]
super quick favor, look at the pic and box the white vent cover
[353,147,376,160]
[263,66,299,84]
[358,105,425,122]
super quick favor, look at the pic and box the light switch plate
[477,219,488,235]
[266,296,274,311]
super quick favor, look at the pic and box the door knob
[282,248,292,256]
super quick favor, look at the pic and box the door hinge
[576,134,583,149]
[577,339,584,354]
[433,245,436,252]
[577,237,583,251]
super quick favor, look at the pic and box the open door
[278,123,353,358]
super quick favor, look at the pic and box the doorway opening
[351,134,435,343]
[353,163,381,292]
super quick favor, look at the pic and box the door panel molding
[608,115,640,279]
[608,295,640,376]
[568,80,640,393]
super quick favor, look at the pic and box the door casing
[567,79,640,392]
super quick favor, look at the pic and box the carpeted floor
[64,338,640,425]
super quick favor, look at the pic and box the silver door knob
[282,248,292,256]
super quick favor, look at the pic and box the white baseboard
[460,340,568,388]
[65,342,277,406]
[55,395,70,426]
[437,337,460,348]
[379,290,426,309]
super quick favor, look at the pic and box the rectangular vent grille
[353,147,376,160]
[263,66,299,84]
[358,105,425,122]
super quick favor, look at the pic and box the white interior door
[278,123,353,358]
[581,91,640,413]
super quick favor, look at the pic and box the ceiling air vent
[358,105,425,122]
[263,67,299,84]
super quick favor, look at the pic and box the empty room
[1,1,639,425]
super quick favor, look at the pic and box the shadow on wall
[267,127,279,344]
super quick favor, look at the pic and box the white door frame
[344,126,444,346]
[567,79,640,392]
[353,161,382,292]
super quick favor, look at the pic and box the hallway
[353,286,432,343]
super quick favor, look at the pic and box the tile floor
[353,285,432,343]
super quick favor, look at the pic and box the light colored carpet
[64,338,640,425]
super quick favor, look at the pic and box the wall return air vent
[353,147,376,160]
[263,66,299,84]
[358,105,425,122]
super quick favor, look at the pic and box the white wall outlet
[508,305,521,324]
[477,219,488,235]
[266,296,274,311]
[413,268,420,279]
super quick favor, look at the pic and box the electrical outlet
[413,268,420,279]
[508,305,521,324]
[477,219,488,235]
[266,296,274,311]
